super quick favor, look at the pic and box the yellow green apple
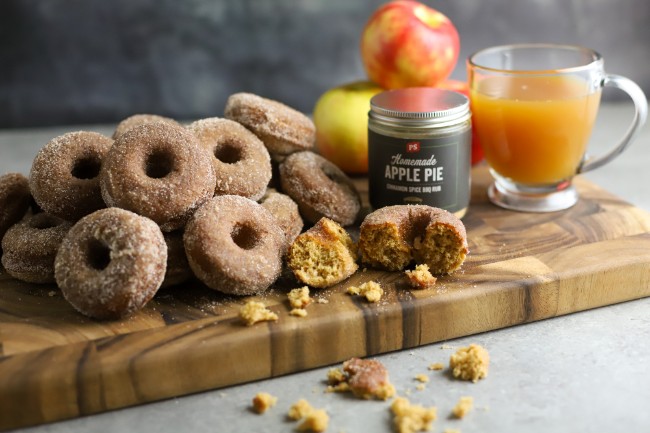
[313,81,384,174]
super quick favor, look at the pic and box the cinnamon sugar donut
[224,92,315,160]
[100,121,216,232]
[184,195,285,296]
[54,208,167,320]
[279,151,361,226]
[187,117,272,201]
[287,217,358,289]
[0,173,31,242]
[161,230,192,288]
[358,205,468,273]
[1,213,73,283]
[259,189,303,248]
[113,114,182,140]
[30,131,113,221]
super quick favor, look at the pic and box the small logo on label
[406,141,420,153]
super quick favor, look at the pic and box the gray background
[1,0,649,128]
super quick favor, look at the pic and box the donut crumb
[414,374,429,383]
[252,392,277,414]
[449,344,489,382]
[290,308,308,317]
[288,399,314,420]
[391,396,437,433]
[239,301,279,326]
[288,286,312,309]
[451,396,474,419]
[288,399,329,432]
[405,264,437,289]
[298,408,329,432]
[326,358,395,400]
[346,281,383,303]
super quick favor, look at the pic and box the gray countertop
[2,102,649,433]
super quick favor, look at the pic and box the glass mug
[468,44,648,212]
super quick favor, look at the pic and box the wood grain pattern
[2,165,650,430]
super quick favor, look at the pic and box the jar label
[368,129,471,212]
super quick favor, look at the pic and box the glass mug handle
[579,74,648,173]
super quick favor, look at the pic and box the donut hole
[72,156,101,179]
[86,238,111,271]
[145,150,175,179]
[214,142,242,164]
[322,165,340,183]
[29,214,62,230]
[231,222,259,250]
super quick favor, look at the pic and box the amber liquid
[471,75,601,185]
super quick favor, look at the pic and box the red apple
[437,79,484,165]
[360,0,460,89]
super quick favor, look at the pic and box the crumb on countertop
[252,392,277,414]
[452,396,474,419]
[288,399,329,432]
[298,408,329,432]
[325,358,395,400]
[414,374,429,383]
[428,362,445,371]
[288,399,314,420]
[449,344,489,382]
[391,396,437,433]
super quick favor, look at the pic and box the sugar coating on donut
[259,189,304,249]
[187,117,272,201]
[30,131,113,221]
[100,121,216,232]
[0,173,31,240]
[1,213,73,284]
[161,230,192,288]
[184,195,285,296]
[359,205,468,273]
[224,92,315,158]
[113,114,182,140]
[55,208,167,320]
[280,151,361,226]
[287,217,358,289]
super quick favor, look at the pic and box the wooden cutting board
[2,166,650,431]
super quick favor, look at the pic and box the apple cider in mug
[368,88,471,217]
[471,75,601,185]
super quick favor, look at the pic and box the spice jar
[368,87,471,218]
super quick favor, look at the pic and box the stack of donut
[0,93,363,320]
